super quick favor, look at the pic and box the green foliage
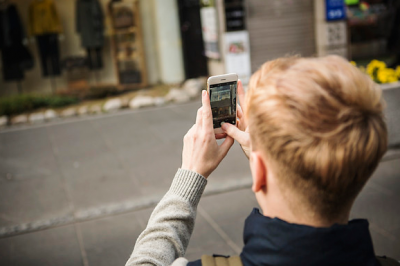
[0,94,79,116]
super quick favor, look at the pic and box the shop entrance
[177,0,208,79]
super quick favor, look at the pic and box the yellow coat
[29,0,63,36]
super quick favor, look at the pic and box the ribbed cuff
[169,168,207,206]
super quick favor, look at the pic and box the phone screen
[209,81,237,128]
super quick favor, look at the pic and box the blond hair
[246,55,387,220]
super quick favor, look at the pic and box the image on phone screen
[209,81,237,128]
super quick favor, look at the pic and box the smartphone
[207,73,238,134]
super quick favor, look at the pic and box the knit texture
[169,168,207,206]
[126,169,207,266]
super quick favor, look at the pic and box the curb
[2,78,206,129]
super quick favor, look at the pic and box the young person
[125,56,390,266]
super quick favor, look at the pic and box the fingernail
[221,122,226,129]
[202,90,206,97]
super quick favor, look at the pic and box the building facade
[1,0,395,96]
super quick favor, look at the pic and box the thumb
[221,122,248,146]
[218,136,234,160]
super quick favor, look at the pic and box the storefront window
[0,0,147,95]
[347,0,399,68]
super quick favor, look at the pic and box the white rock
[11,114,28,125]
[154,97,166,106]
[29,112,45,123]
[129,96,154,109]
[182,78,201,90]
[182,78,203,98]
[165,88,190,103]
[44,109,58,120]
[121,97,130,108]
[103,98,122,112]
[165,88,179,101]
[77,106,88,116]
[197,77,207,88]
[0,116,8,127]
[89,105,102,114]
[61,108,76,117]
[184,85,202,99]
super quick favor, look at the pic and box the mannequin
[76,0,105,80]
[0,0,33,90]
[29,0,63,79]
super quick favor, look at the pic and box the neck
[256,189,350,228]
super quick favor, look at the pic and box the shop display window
[347,0,397,61]
[109,0,147,87]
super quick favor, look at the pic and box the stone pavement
[0,101,399,266]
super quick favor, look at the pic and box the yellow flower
[377,69,386,83]
[367,60,386,76]
[350,61,357,66]
[353,60,397,83]
[377,68,398,84]
[395,66,400,78]
[387,68,397,83]
[372,59,386,68]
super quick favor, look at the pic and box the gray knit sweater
[125,168,207,266]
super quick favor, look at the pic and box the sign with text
[224,0,246,32]
[325,0,346,21]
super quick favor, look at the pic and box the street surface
[0,100,399,265]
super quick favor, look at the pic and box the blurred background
[0,0,400,265]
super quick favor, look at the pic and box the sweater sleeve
[125,168,207,266]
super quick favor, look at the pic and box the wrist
[170,168,207,205]
[180,165,208,179]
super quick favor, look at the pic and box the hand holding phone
[181,91,234,178]
[207,73,238,134]
[220,80,251,159]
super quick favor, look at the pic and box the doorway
[177,0,208,79]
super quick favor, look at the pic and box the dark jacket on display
[0,4,23,49]
[0,4,33,81]
[76,0,104,48]
[190,208,379,266]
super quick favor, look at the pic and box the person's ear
[250,151,267,193]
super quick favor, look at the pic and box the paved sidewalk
[0,101,399,265]
[0,101,251,235]
[1,160,400,266]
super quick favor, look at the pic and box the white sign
[325,21,347,46]
[224,31,251,84]
[200,7,220,59]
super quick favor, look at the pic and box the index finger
[237,80,246,113]
[196,107,203,127]
[201,90,214,131]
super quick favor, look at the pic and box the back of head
[246,55,388,222]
